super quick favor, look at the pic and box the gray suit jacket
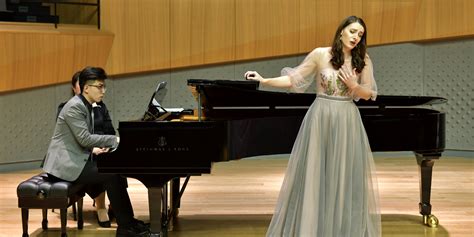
[43,95,118,181]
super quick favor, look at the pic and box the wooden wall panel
[424,0,474,39]
[363,0,474,45]
[0,25,113,93]
[298,0,317,53]
[2,0,474,92]
[236,0,299,60]
[71,34,115,71]
[300,0,362,53]
[192,0,235,65]
[101,0,170,75]
[171,0,235,68]
[362,0,426,44]
[0,32,71,91]
[170,0,192,68]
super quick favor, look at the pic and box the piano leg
[148,187,165,237]
[170,178,180,218]
[415,152,440,227]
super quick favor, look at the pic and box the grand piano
[98,79,446,236]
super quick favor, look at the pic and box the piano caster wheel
[423,214,439,227]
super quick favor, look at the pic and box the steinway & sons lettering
[135,147,190,152]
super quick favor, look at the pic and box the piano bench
[17,173,85,237]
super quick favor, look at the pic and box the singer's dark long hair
[330,16,367,73]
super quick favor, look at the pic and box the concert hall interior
[0,1,473,237]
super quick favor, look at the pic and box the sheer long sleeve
[282,48,321,93]
[353,54,377,101]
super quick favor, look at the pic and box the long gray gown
[266,47,381,237]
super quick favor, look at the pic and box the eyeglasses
[88,84,107,92]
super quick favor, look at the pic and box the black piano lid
[187,79,447,108]
[188,79,260,90]
[355,95,447,107]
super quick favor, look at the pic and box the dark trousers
[74,159,134,226]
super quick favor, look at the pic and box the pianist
[42,67,150,237]
[43,71,115,227]
[245,16,381,236]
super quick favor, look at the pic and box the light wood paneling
[363,0,474,45]
[101,0,170,75]
[103,0,474,76]
[0,157,472,236]
[170,0,192,68]
[299,0,363,53]
[236,0,299,60]
[424,0,474,39]
[190,0,235,65]
[72,34,115,71]
[362,0,427,44]
[0,24,113,93]
[298,0,318,53]
[171,0,235,68]
[2,0,474,93]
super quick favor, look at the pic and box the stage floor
[0,156,472,237]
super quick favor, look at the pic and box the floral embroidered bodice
[319,69,351,97]
[283,47,377,101]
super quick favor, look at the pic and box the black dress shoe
[133,219,150,228]
[97,209,111,227]
[97,217,111,228]
[116,222,150,237]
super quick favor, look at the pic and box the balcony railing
[0,0,101,29]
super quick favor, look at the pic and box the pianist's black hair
[78,66,108,93]
[330,16,367,73]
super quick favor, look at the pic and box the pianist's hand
[92,147,109,155]
[337,65,359,90]
[245,71,263,81]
